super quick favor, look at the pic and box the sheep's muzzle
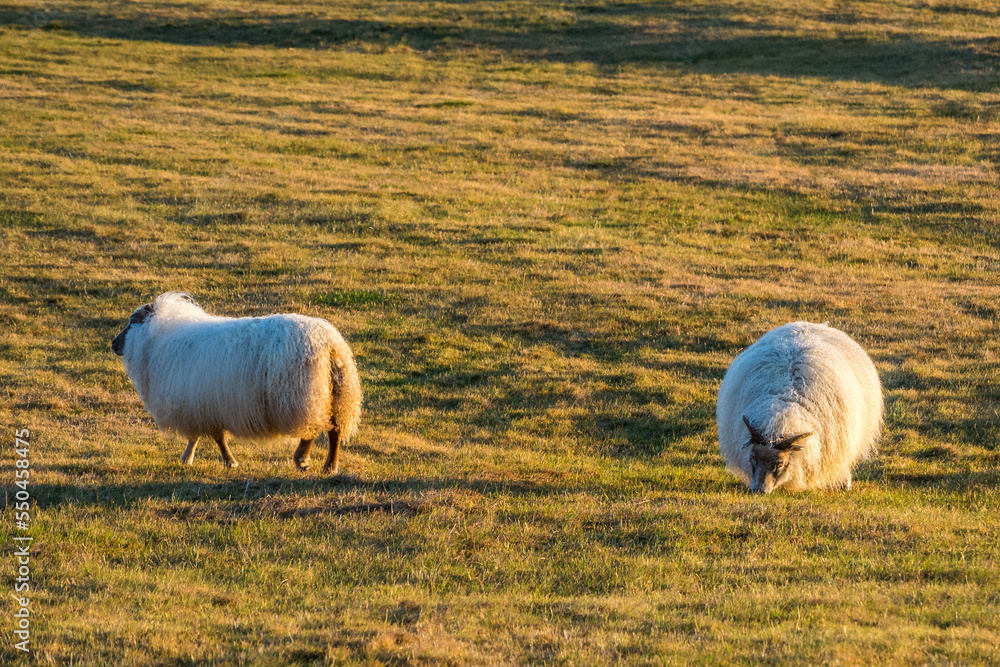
[111,328,127,356]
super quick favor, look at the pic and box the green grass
[314,290,397,310]
[2,0,1000,663]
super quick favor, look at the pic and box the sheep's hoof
[180,456,194,466]
[225,460,239,469]
[295,458,311,470]
[322,464,339,475]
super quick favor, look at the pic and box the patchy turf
[2,0,999,663]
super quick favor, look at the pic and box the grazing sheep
[111,292,362,474]
[717,321,882,494]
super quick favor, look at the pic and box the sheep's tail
[330,342,363,441]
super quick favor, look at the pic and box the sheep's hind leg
[322,427,342,475]
[294,437,315,470]
[181,437,199,465]
[214,432,239,468]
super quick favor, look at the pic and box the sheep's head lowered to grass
[717,321,883,494]
[110,292,363,474]
[740,415,812,495]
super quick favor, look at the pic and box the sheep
[716,321,882,494]
[111,292,362,474]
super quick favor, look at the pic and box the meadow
[1,0,999,663]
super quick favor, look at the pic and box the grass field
[2,0,1000,663]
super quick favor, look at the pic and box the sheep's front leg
[181,437,199,465]
[323,427,342,475]
[213,432,239,468]
[836,467,853,491]
[294,437,315,470]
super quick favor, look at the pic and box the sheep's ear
[742,415,766,444]
[772,431,812,451]
[132,303,154,324]
[179,293,197,304]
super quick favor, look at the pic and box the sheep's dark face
[111,303,154,357]
[748,445,797,495]
[741,415,810,495]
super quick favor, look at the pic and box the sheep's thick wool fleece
[717,321,883,491]
[122,293,357,440]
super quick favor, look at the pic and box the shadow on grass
[896,469,1000,488]
[370,317,728,459]
[566,153,998,243]
[376,361,710,458]
[0,4,996,88]
[883,366,1000,452]
[27,472,589,510]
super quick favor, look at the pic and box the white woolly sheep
[716,321,882,494]
[111,292,362,474]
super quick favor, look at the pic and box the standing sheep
[111,292,362,474]
[717,321,882,494]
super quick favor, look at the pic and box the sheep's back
[797,324,882,459]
